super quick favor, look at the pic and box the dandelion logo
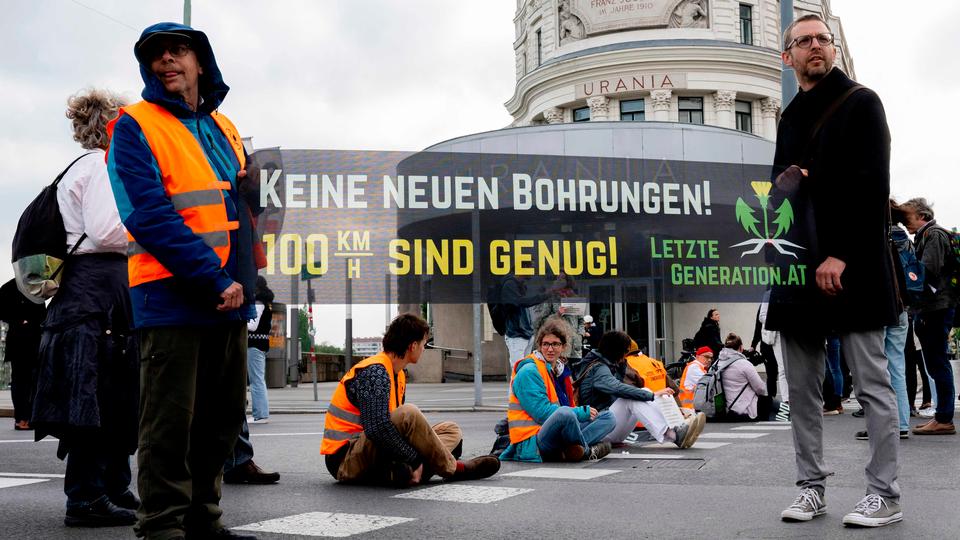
[730,181,805,258]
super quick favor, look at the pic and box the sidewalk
[0,382,510,417]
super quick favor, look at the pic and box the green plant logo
[731,181,805,258]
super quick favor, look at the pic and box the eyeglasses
[148,43,193,61]
[701,354,714,359]
[541,341,564,349]
[786,32,834,50]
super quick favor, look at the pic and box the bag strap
[52,152,95,187]
[800,84,866,166]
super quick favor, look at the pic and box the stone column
[714,90,737,129]
[586,95,610,121]
[650,89,672,122]
[543,106,564,124]
[761,97,781,140]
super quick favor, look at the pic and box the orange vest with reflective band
[321,352,406,455]
[117,101,246,287]
[678,360,707,409]
[626,353,668,428]
[507,355,559,444]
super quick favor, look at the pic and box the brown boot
[448,456,501,481]
[911,419,956,435]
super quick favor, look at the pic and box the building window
[573,107,590,122]
[678,97,703,124]
[620,99,645,121]
[735,100,753,133]
[739,4,753,45]
[536,29,542,66]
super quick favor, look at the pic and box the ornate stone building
[506,0,854,140]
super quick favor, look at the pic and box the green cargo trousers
[134,323,247,540]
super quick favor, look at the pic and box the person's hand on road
[409,463,424,486]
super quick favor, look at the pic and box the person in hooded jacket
[716,333,779,422]
[107,22,261,540]
[693,308,722,356]
[572,331,704,449]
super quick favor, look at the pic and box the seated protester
[500,317,616,463]
[678,347,715,411]
[717,333,780,422]
[572,331,704,449]
[322,313,500,486]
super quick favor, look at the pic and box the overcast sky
[1,0,957,346]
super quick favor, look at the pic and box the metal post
[385,273,392,330]
[183,0,191,26]
[780,0,798,108]
[345,263,353,368]
[472,210,483,406]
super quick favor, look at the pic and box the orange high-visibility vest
[321,352,406,455]
[678,360,707,409]
[626,353,669,428]
[507,355,559,444]
[117,101,245,287]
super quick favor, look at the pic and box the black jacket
[693,318,722,355]
[766,68,898,333]
[570,350,653,411]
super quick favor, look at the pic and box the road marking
[605,453,697,460]
[756,421,791,426]
[642,441,730,449]
[0,472,65,478]
[0,478,49,489]
[0,439,56,444]
[235,512,415,538]
[502,468,619,480]
[393,485,533,504]
[731,425,792,431]
[698,432,769,439]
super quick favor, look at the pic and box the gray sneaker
[842,494,902,527]
[781,488,826,521]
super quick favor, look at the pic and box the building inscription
[575,72,688,98]
[566,0,709,35]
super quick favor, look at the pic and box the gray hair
[901,198,935,221]
[782,13,829,51]
[65,89,126,149]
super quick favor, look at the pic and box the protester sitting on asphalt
[717,333,780,422]
[678,346,715,411]
[322,313,500,486]
[500,317,616,462]
[573,331,703,448]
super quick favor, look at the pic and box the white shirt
[56,150,126,255]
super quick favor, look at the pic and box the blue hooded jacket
[107,22,257,327]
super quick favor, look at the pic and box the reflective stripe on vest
[117,101,245,287]
[507,355,559,444]
[321,352,406,455]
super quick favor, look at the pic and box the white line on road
[642,441,731,449]
[605,453,700,460]
[393,485,533,504]
[235,512,415,538]
[698,432,769,439]
[730,425,792,431]
[0,439,56,444]
[0,472,65,478]
[0,478,49,489]
[756,421,791,425]
[502,468,619,480]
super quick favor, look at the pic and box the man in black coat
[765,14,902,529]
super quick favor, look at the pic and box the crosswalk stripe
[699,432,769,439]
[0,478,49,489]
[641,441,730,449]
[730,425,792,431]
[0,472,65,478]
[234,512,415,538]
[756,421,791,425]
[502,468,619,480]
[393,485,533,504]
[605,453,698,460]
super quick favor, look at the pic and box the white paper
[560,298,588,317]
[655,395,686,428]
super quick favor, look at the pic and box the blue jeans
[64,441,133,509]
[884,311,910,431]
[536,407,615,453]
[224,415,254,474]
[915,308,956,423]
[825,337,844,396]
[248,347,269,420]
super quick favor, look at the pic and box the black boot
[64,496,137,527]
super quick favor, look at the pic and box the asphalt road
[1,409,958,539]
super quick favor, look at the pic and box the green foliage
[772,199,795,239]
[298,308,313,353]
[735,197,761,238]
[315,342,345,355]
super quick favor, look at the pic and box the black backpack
[11,154,92,303]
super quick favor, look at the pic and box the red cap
[696,346,713,356]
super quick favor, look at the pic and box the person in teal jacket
[500,317,615,462]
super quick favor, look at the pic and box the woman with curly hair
[31,89,140,527]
